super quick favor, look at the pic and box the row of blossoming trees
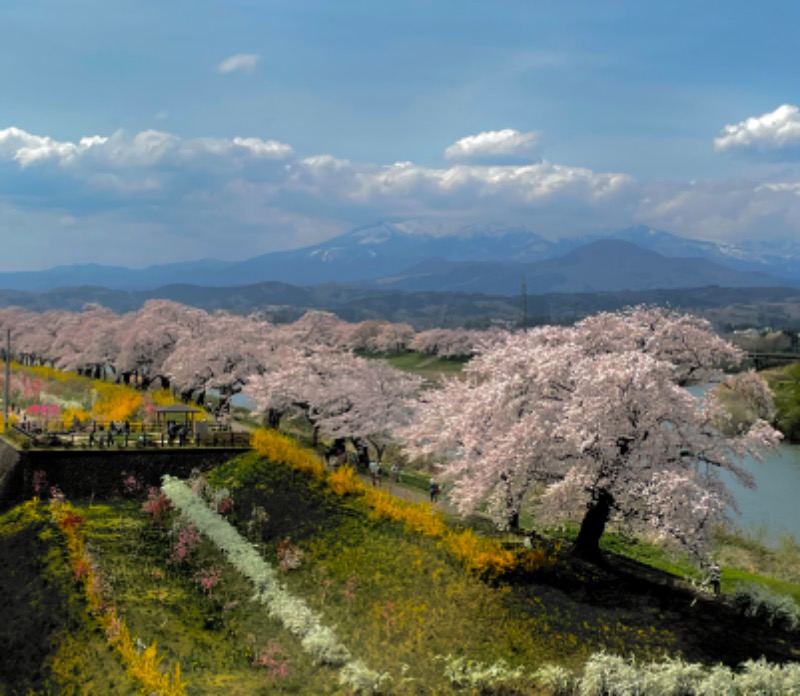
[0,301,483,406]
[0,300,783,563]
[0,300,478,454]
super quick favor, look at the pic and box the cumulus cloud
[714,104,800,158]
[217,53,259,74]
[2,122,800,270]
[444,128,541,162]
[0,126,108,167]
[636,178,800,243]
[0,126,292,177]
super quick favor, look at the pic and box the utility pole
[3,329,9,434]
[520,277,528,330]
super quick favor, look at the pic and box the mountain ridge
[0,220,798,294]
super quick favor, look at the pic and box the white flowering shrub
[693,664,735,695]
[339,660,392,695]
[301,625,352,666]
[568,651,800,696]
[160,476,385,683]
[534,664,576,695]
[733,581,800,632]
[639,657,707,695]
[578,652,642,695]
[441,654,526,690]
[735,658,800,695]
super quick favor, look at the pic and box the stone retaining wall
[0,437,246,508]
[0,438,23,510]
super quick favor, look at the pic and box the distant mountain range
[1,221,798,296]
[4,279,800,331]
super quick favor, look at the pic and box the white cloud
[2,122,800,270]
[636,178,800,243]
[0,127,108,167]
[0,126,293,176]
[217,53,259,74]
[714,104,800,157]
[231,137,293,158]
[444,128,541,162]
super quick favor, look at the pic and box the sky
[0,0,799,271]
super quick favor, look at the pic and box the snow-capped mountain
[0,218,798,294]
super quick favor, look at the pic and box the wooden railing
[8,422,250,450]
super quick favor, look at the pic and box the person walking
[369,460,381,487]
[707,561,721,596]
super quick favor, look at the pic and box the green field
[381,352,468,379]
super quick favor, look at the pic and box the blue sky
[1,0,799,271]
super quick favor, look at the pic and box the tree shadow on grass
[510,548,800,668]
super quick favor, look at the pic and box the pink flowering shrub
[32,470,48,496]
[142,487,171,524]
[172,523,200,564]
[195,566,221,596]
[27,403,61,418]
[120,470,144,497]
[276,536,304,571]
[252,641,291,680]
[217,495,233,515]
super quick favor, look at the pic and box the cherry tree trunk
[265,408,282,429]
[573,490,613,564]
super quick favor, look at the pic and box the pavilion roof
[154,404,202,414]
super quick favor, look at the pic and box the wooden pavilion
[154,404,203,433]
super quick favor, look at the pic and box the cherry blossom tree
[162,311,276,408]
[52,304,123,378]
[348,320,415,354]
[347,320,386,353]
[115,300,209,389]
[4,308,67,366]
[243,347,361,445]
[276,310,354,349]
[373,322,415,354]
[409,327,489,358]
[243,346,421,458]
[401,307,781,563]
[314,358,422,463]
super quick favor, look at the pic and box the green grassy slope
[1,448,799,694]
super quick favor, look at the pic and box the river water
[724,444,800,545]
[684,384,800,546]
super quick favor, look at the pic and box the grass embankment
[0,501,135,695]
[2,430,800,694]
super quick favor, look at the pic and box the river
[723,444,800,545]
[685,384,800,546]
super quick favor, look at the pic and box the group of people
[167,422,189,446]
[86,420,131,446]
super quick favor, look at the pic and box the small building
[154,404,203,435]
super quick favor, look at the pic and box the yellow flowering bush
[248,428,553,578]
[364,488,448,537]
[60,407,91,429]
[149,388,179,406]
[443,529,517,577]
[252,429,327,482]
[328,465,363,496]
[90,381,143,422]
[49,499,188,696]
[27,365,72,382]
[0,411,17,433]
